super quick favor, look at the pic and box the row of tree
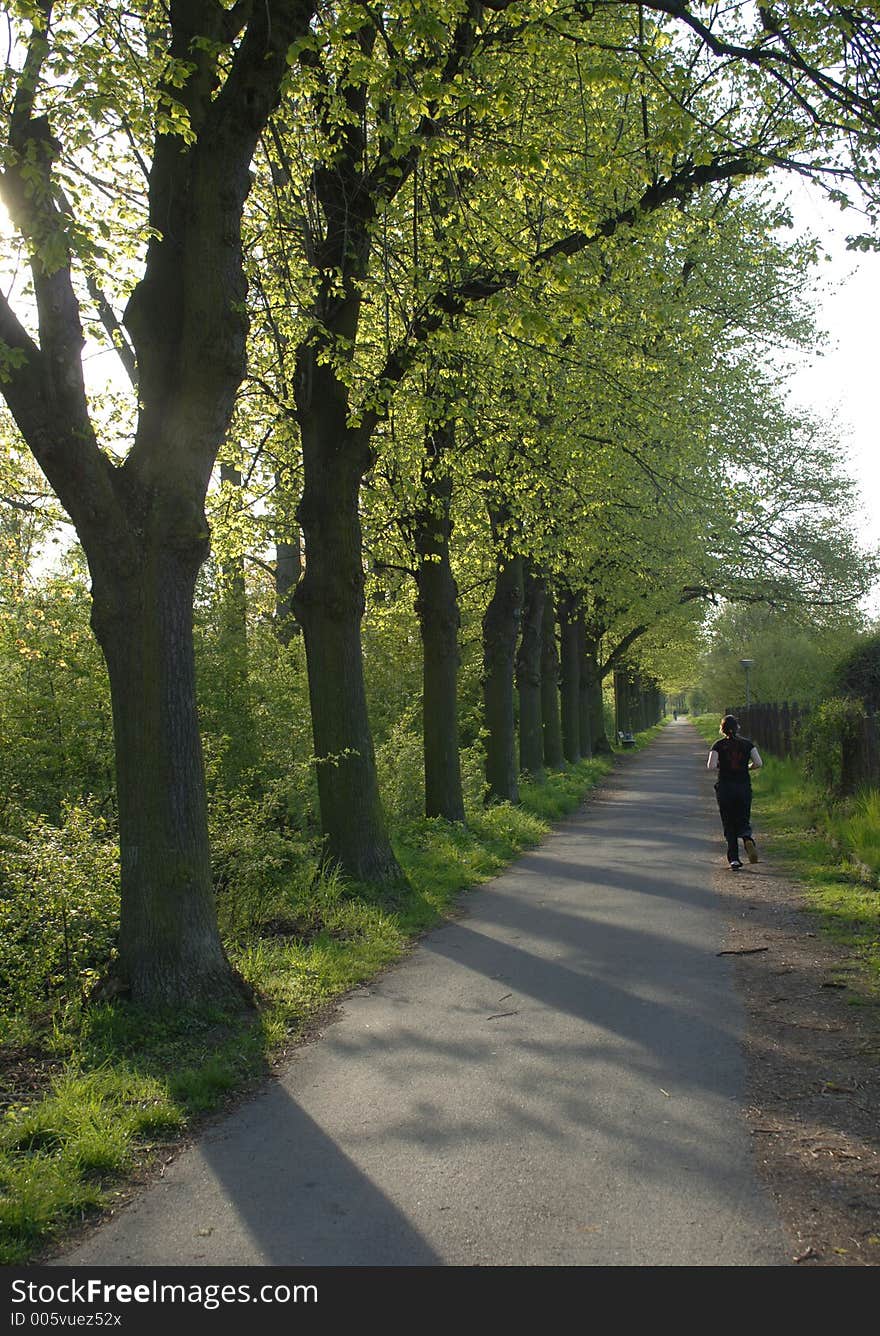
[2,1,879,1007]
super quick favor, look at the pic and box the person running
[707,715,763,870]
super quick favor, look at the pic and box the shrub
[0,572,113,820]
[0,803,119,1017]
[460,738,489,810]
[375,708,424,824]
[830,633,880,710]
[803,697,866,798]
[209,786,318,939]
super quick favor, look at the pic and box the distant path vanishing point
[59,720,790,1267]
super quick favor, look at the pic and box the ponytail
[721,714,739,737]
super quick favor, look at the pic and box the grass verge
[1,732,671,1264]
[692,714,880,997]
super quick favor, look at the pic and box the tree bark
[294,362,404,885]
[283,33,413,887]
[576,612,593,760]
[614,668,627,735]
[217,461,257,786]
[275,523,302,646]
[541,589,564,768]
[89,527,238,1006]
[482,531,523,804]
[0,0,319,1007]
[218,462,248,654]
[558,592,581,764]
[584,638,613,754]
[636,681,649,732]
[414,434,465,823]
[517,565,546,778]
[615,667,645,736]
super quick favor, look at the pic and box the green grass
[693,714,880,995]
[824,789,880,882]
[0,739,654,1264]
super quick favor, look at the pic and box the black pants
[714,780,752,862]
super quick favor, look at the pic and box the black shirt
[711,735,754,783]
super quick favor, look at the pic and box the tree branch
[0,8,124,545]
[360,153,759,434]
[0,290,120,546]
[637,0,880,128]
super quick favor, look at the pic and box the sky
[782,179,880,595]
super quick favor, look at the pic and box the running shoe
[743,838,758,864]
[729,859,743,870]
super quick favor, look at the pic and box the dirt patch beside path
[714,851,880,1266]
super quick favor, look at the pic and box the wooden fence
[726,702,810,760]
[729,700,880,795]
[841,708,880,794]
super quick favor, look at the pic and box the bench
[617,730,636,747]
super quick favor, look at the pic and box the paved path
[60,721,789,1267]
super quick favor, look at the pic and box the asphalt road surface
[58,720,789,1267]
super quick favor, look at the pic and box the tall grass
[825,790,880,881]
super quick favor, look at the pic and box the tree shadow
[56,721,787,1266]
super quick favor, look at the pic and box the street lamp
[740,658,754,708]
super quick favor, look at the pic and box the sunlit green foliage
[695,603,866,712]
[2,0,880,1262]
[0,802,119,1020]
[829,630,880,707]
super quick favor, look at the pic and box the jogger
[707,715,762,869]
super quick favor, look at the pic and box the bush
[375,708,424,823]
[376,711,489,822]
[803,696,866,798]
[0,571,114,821]
[460,738,489,810]
[209,786,318,939]
[0,803,119,1017]
[830,632,880,710]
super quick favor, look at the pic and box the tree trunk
[275,523,301,646]
[218,462,248,651]
[414,441,465,823]
[0,0,320,1011]
[541,590,564,768]
[217,461,256,786]
[558,593,580,764]
[576,613,593,760]
[482,539,523,804]
[584,640,613,754]
[615,666,640,736]
[517,565,545,778]
[294,365,404,885]
[90,536,238,1007]
[636,681,649,732]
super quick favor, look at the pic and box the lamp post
[740,658,754,709]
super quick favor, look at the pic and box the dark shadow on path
[65,721,783,1266]
[194,1086,442,1266]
